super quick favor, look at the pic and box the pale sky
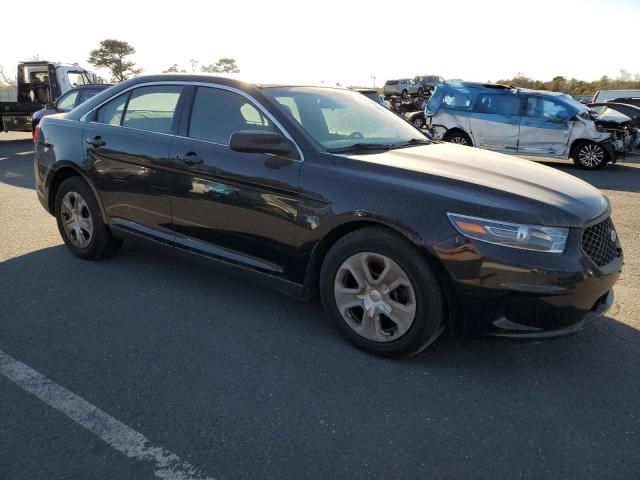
[2,0,640,87]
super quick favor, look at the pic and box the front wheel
[443,130,473,146]
[320,227,445,357]
[572,141,609,169]
[401,89,409,99]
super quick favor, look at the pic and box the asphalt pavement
[1,133,639,479]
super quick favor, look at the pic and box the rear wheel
[412,115,425,129]
[572,141,609,169]
[54,177,122,260]
[443,130,472,146]
[320,227,445,357]
[401,89,409,99]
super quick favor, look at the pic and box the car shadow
[0,140,35,190]
[537,157,640,193]
[1,243,639,477]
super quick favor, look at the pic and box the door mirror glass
[229,130,293,156]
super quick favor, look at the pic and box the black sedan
[31,84,112,133]
[588,102,640,128]
[34,75,623,357]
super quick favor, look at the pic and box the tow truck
[0,61,96,132]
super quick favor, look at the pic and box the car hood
[592,109,633,124]
[345,143,609,228]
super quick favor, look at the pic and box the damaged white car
[425,82,640,169]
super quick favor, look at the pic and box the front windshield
[262,86,426,151]
[559,94,588,113]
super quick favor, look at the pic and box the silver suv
[414,75,444,94]
[383,79,422,99]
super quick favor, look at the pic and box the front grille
[582,217,620,267]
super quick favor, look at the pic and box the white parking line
[0,349,214,480]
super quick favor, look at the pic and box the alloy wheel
[413,118,424,128]
[334,252,416,342]
[60,191,93,248]
[578,143,604,168]
[450,136,468,145]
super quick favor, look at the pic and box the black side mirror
[45,102,55,110]
[229,130,294,157]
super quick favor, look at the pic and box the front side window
[525,97,570,121]
[121,85,182,134]
[68,72,90,87]
[56,91,79,111]
[264,87,425,151]
[189,87,276,144]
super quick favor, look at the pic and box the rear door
[169,85,301,277]
[84,84,184,237]
[468,91,521,152]
[518,95,573,156]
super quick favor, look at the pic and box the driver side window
[525,97,569,120]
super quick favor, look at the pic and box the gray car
[31,84,112,133]
[383,79,422,99]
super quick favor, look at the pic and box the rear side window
[78,88,102,104]
[442,91,472,110]
[475,93,521,116]
[96,93,128,126]
[122,85,182,134]
[188,87,275,144]
[56,91,79,112]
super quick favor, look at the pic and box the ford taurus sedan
[34,75,623,357]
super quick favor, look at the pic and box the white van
[592,90,640,102]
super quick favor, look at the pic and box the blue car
[425,82,640,169]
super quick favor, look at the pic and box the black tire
[319,226,445,358]
[401,89,409,99]
[417,87,424,98]
[412,115,425,129]
[54,176,122,260]
[443,130,473,146]
[572,141,609,169]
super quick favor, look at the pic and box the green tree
[87,39,142,82]
[201,57,240,74]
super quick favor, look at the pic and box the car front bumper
[432,227,623,339]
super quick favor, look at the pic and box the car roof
[64,74,354,121]
[73,84,112,89]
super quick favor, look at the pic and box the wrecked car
[426,82,640,169]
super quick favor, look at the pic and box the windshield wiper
[327,143,393,154]
[391,138,431,149]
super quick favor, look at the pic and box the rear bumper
[433,227,623,339]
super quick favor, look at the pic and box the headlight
[447,213,569,253]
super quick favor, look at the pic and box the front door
[169,85,301,277]
[468,91,521,152]
[518,96,573,157]
[84,84,184,236]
